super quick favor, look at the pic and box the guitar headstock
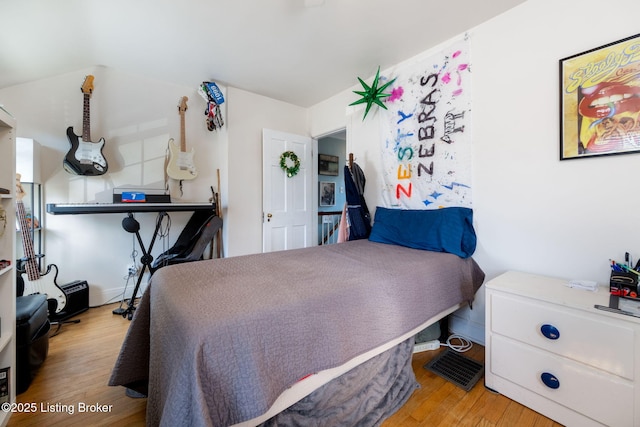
[178,96,188,114]
[81,75,95,96]
[15,173,25,201]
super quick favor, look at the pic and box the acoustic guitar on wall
[16,174,67,314]
[63,75,108,176]
[166,96,198,180]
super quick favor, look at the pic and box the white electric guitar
[16,175,67,313]
[166,96,197,180]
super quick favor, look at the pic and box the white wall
[310,0,640,344]
[0,67,228,306]
[226,87,309,256]
[0,68,310,305]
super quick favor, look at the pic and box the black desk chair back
[152,210,222,271]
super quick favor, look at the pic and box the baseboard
[449,315,485,346]
[90,281,149,307]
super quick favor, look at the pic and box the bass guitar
[63,75,108,176]
[166,96,197,180]
[16,175,67,314]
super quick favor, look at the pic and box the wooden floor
[8,303,561,427]
[381,346,562,427]
[9,303,146,427]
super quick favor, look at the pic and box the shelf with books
[0,108,16,427]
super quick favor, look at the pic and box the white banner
[379,36,472,209]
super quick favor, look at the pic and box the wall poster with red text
[560,33,640,160]
[378,36,472,210]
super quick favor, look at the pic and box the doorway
[316,129,346,245]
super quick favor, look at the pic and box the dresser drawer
[490,334,633,427]
[490,291,634,379]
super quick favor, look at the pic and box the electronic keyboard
[46,202,215,215]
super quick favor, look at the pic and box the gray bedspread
[259,337,419,427]
[109,239,484,426]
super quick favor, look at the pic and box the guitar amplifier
[54,280,89,320]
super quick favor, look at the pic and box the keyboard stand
[115,211,168,320]
[46,201,216,319]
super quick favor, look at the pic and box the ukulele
[63,75,108,176]
[166,96,198,180]
[16,175,67,314]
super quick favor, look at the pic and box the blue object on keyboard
[122,192,146,202]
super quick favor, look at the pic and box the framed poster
[319,182,335,206]
[318,154,339,176]
[560,33,640,160]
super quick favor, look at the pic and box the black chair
[15,294,50,394]
[152,210,223,271]
[117,210,222,320]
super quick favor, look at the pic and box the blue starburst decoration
[349,66,396,120]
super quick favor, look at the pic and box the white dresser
[485,271,640,427]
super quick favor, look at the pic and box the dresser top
[486,271,640,324]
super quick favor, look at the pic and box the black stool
[16,294,50,394]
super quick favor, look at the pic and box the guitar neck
[82,93,91,141]
[16,200,40,281]
[180,111,186,152]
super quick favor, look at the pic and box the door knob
[267,213,272,222]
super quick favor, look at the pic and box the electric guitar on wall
[16,175,67,314]
[166,96,198,180]
[63,75,108,176]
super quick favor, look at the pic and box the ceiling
[0,0,525,108]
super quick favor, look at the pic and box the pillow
[368,206,477,258]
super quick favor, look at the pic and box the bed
[109,208,484,427]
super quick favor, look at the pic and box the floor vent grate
[423,349,484,392]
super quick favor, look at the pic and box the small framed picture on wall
[319,182,335,206]
[318,154,339,176]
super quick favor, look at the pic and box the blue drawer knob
[540,324,560,340]
[541,372,560,389]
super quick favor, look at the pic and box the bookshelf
[0,107,16,426]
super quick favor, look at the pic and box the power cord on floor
[441,334,473,353]
[413,333,473,353]
[112,237,140,315]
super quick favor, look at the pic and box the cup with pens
[610,252,640,299]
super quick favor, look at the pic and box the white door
[262,129,316,253]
